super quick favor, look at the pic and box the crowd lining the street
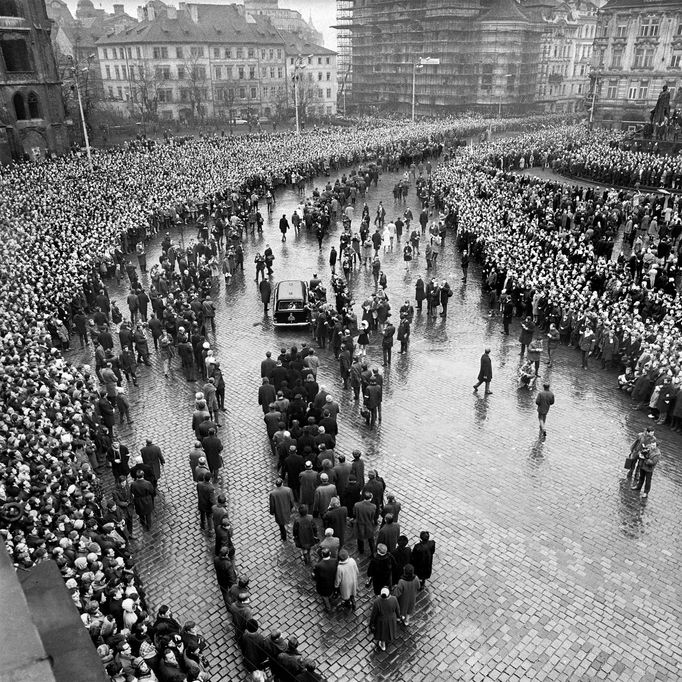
[1,114,680,680]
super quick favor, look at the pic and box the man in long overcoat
[353,492,377,555]
[473,347,493,394]
[140,439,165,482]
[269,478,294,540]
[130,469,155,531]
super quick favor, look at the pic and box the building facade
[345,0,599,117]
[97,2,290,122]
[0,0,68,162]
[527,0,600,114]
[282,37,337,118]
[243,0,324,46]
[591,0,682,128]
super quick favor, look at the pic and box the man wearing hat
[213,546,237,602]
[228,592,252,643]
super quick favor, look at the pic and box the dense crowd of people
[1,112,680,680]
[429,125,681,474]
[0,115,531,681]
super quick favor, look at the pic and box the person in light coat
[334,549,359,611]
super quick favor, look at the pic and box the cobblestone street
[74,161,682,682]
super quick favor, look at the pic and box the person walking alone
[535,382,555,440]
[473,348,493,394]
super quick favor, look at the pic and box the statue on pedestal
[650,84,670,125]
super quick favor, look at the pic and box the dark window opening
[27,91,40,118]
[1,37,32,72]
[13,92,26,120]
[0,0,20,17]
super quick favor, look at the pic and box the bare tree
[182,53,209,122]
[128,60,159,121]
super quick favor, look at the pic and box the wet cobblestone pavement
[70,161,682,681]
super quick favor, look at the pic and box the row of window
[600,79,677,101]
[612,17,682,39]
[107,85,334,103]
[101,45,287,61]
[155,104,335,121]
[609,47,682,70]
[105,63,334,83]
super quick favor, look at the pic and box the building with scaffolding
[344,0,599,116]
[334,0,352,114]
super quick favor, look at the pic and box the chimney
[137,6,147,22]
[113,4,124,14]
[166,5,177,19]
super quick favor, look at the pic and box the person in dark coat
[278,637,303,679]
[519,316,535,356]
[107,441,130,480]
[269,478,295,540]
[130,469,155,531]
[196,472,215,530]
[369,588,401,651]
[213,546,237,602]
[376,513,400,553]
[215,516,234,557]
[323,497,347,548]
[283,446,305,501]
[411,531,436,589]
[473,347,493,394]
[353,492,377,555]
[202,428,223,482]
[350,450,366,486]
[312,548,338,611]
[112,474,135,537]
[342,474,362,519]
[298,461,318,508]
[241,619,268,672]
[293,504,318,564]
[366,543,396,594]
[390,535,412,585]
[98,392,116,437]
[140,439,165,482]
[415,276,425,311]
[259,278,272,314]
[259,377,277,414]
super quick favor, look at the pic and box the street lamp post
[412,56,440,123]
[68,53,95,169]
[589,73,600,128]
[292,55,312,135]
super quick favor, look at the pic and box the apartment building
[591,0,682,127]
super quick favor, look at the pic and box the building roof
[279,32,336,56]
[97,4,284,46]
[479,0,535,22]
[601,0,681,9]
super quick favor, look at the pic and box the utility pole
[412,57,439,123]
[68,53,95,170]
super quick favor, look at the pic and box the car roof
[276,280,306,299]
